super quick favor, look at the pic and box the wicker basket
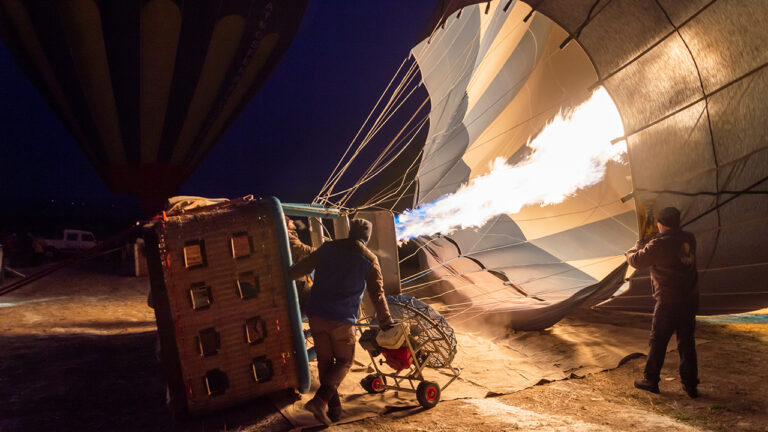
[144,196,309,416]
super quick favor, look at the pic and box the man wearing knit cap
[289,218,394,425]
[626,206,700,398]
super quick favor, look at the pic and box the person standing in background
[626,206,700,398]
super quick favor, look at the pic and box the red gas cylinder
[381,347,413,371]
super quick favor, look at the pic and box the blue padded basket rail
[269,196,311,394]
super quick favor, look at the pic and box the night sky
[0,1,434,234]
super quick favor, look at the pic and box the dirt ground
[336,313,768,432]
[1,262,767,431]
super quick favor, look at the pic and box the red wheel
[360,374,386,394]
[416,381,440,409]
[371,376,385,392]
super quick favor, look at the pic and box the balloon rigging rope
[357,152,423,210]
[319,112,428,203]
[322,65,420,204]
[317,59,418,203]
[336,118,427,208]
[335,99,430,207]
[357,18,497,211]
[354,31,487,209]
[336,25,483,208]
[319,118,424,202]
[316,59,421,203]
[399,255,465,284]
[323,78,422,206]
[357,110,427,185]
[402,277,445,293]
[315,56,411,201]
[397,236,442,264]
[388,181,417,211]
[411,268,603,304]
[315,13,455,206]
[326,64,447,206]
[325,23,474,208]
[412,280,542,311]
[357,148,423,210]
[316,11,481,208]
[346,60,421,158]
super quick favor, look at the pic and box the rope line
[316,56,411,200]
[314,7,460,207]
[318,60,423,203]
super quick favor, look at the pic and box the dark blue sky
[0,1,434,224]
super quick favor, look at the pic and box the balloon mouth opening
[395,86,627,241]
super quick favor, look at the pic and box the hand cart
[356,295,461,409]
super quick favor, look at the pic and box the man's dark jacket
[289,238,392,324]
[626,229,698,303]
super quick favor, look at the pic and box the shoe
[328,405,342,423]
[634,379,660,394]
[303,397,332,426]
[682,384,698,398]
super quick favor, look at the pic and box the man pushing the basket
[289,218,394,425]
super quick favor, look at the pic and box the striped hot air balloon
[0,0,306,210]
[388,0,768,329]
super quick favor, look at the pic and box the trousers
[308,315,356,406]
[644,300,699,387]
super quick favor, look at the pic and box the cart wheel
[416,381,440,409]
[360,374,386,394]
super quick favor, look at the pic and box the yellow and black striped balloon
[0,0,306,209]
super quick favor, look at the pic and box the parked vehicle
[45,229,97,256]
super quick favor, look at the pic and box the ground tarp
[272,314,706,429]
